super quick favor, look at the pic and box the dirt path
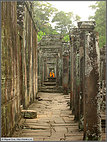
[12,92,83,141]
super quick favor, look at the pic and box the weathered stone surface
[38,35,70,92]
[69,21,103,140]
[2,3,105,140]
[1,2,20,137]
[12,92,83,140]
[12,92,106,141]
[1,1,38,137]
[62,54,69,95]
[21,110,37,119]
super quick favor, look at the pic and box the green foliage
[37,31,46,42]
[32,1,81,41]
[89,1,106,48]
[75,15,81,21]
[63,35,70,42]
[37,30,58,42]
[51,30,59,35]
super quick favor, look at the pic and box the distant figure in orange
[50,70,55,78]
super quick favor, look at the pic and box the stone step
[45,80,56,83]
[40,88,60,93]
[101,112,106,123]
[44,82,56,86]
[41,86,56,89]
[48,77,56,79]
[47,78,56,82]
[101,112,106,133]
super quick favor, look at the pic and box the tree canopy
[52,11,73,34]
[52,11,81,35]
[89,1,106,48]
[33,1,58,34]
[32,1,81,42]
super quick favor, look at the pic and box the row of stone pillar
[69,21,103,140]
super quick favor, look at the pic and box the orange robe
[50,72,52,77]
[53,73,55,77]
[50,72,55,77]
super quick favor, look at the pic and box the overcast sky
[47,1,96,27]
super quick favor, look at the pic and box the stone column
[35,31,38,98]
[62,51,69,95]
[70,29,80,116]
[78,31,85,130]
[45,58,48,80]
[44,58,47,81]
[42,57,45,85]
[56,55,59,86]
[100,46,106,104]
[81,26,101,140]
[70,35,74,110]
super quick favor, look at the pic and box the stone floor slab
[12,92,83,141]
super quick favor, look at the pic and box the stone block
[21,110,37,119]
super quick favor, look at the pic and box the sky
[47,1,96,27]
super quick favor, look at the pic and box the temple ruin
[1,1,106,141]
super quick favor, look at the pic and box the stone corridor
[12,92,83,141]
[1,2,106,141]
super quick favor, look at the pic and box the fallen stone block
[21,110,37,119]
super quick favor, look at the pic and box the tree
[52,11,72,34]
[89,1,106,48]
[52,11,81,35]
[32,1,58,34]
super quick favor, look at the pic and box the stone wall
[17,1,38,108]
[1,2,38,136]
